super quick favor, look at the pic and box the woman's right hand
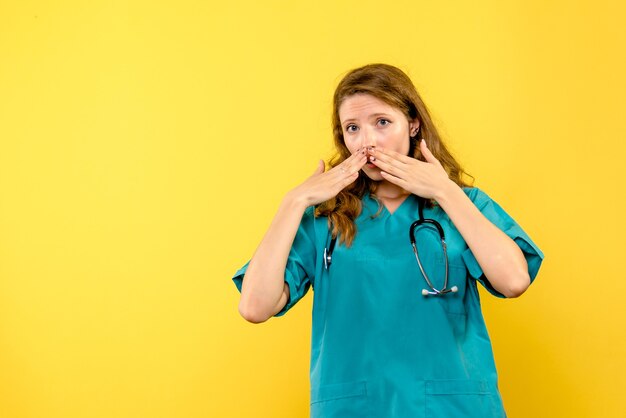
[287,148,367,207]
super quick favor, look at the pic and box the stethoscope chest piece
[323,231,336,270]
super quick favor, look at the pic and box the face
[338,93,419,181]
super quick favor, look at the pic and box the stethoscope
[323,195,458,297]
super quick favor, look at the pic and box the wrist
[283,190,310,212]
[433,179,461,206]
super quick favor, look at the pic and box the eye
[345,124,358,133]
[378,118,391,127]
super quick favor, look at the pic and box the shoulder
[300,205,319,228]
[461,186,495,210]
[304,205,316,217]
[456,187,497,211]
[302,205,328,240]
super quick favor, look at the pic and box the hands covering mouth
[364,146,376,163]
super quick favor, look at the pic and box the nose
[360,126,377,149]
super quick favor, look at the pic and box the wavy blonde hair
[315,63,474,247]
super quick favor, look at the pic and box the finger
[329,165,360,189]
[371,155,405,178]
[370,148,408,174]
[420,139,442,166]
[373,147,418,166]
[350,151,368,171]
[330,148,363,171]
[331,153,365,188]
[380,170,407,188]
[336,150,366,175]
[313,159,325,175]
[338,170,360,190]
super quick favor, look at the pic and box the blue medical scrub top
[232,187,544,418]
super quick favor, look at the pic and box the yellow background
[1,1,624,417]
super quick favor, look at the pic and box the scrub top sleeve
[461,187,545,298]
[231,206,317,317]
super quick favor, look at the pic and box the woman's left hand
[369,139,453,200]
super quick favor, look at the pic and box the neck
[373,180,409,199]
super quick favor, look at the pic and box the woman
[231,63,544,417]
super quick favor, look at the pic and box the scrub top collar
[363,190,419,218]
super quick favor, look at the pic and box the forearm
[434,182,530,298]
[239,192,308,320]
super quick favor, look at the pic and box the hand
[369,140,453,200]
[287,148,367,207]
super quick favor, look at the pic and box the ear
[409,119,420,137]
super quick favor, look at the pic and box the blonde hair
[315,63,473,247]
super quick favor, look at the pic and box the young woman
[232,63,544,418]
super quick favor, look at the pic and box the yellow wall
[1,1,624,417]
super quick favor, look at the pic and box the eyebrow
[342,113,393,125]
